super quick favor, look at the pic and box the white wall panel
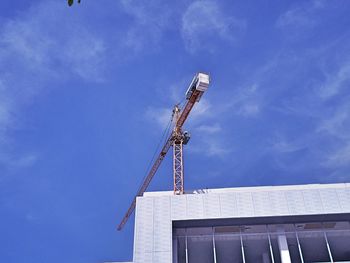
[152,252,172,263]
[285,190,307,215]
[153,196,171,252]
[336,187,350,211]
[236,192,254,217]
[268,191,289,215]
[186,194,204,219]
[302,189,324,214]
[219,192,237,218]
[319,188,341,213]
[133,252,152,263]
[171,194,187,220]
[203,194,221,218]
[252,191,270,216]
[134,197,154,254]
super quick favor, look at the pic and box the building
[116,183,350,263]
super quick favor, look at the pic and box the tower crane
[118,72,210,231]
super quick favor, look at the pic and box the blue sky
[0,0,350,262]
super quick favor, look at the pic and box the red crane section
[118,73,210,231]
[117,136,172,231]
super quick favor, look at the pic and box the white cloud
[276,0,326,29]
[120,0,172,27]
[225,39,350,175]
[317,104,350,169]
[0,0,107,168]
[237,103,260,116]
[145,107,173,129]
[60,34,106,82]
[168,79,189,103]
[145,78,261,159]
[277,8,315,29]
[196,123,221,134]
[270,137,305,154]
[206,140,231,157]
[0,151,38,171]
[0,82,14,137]
[119,0,246,54]
[319,62,350,99]
[145,98,212,130]
[221,83,261,117]
[190,137,231,158]
[0,1,106,82]
[0,81,15,144]
[119,0,174,52]
[145,94,229,157]
[317,104,350,140]
[325,142,350,167]
[190,98,212,120]
[181,0,245,52]
[10,153,38,169]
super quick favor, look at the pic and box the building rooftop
[113,182,350,262]
[143,182,350,197]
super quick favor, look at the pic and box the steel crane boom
[117,73,210,231]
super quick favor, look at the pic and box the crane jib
[117,135,172,230]
[176,89,201,129]
[117,72,210,230]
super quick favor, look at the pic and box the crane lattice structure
[118,73,210,230]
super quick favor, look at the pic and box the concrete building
[117,183,350,262]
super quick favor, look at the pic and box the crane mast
[118,72,210,230]
[172,105,185,195]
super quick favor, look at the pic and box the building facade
[119,183,350,262]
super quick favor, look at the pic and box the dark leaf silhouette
[68,0,81,6]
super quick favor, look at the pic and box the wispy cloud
[119,0,174,52]
[276,0,326,29]
[181,0,245,53]
[192,121,230,157]
[205,140,231,157]
[190,98,212,121]
[238,103,260,116]
[118,0,246,54]
[316,102,350,169]
[145,96,230,157]
[0,1,106,82]
[325,142,350,168]
[318,61,350,99]
[275,0,342,43]
[145,97,213,129]
[0,150,39,173]
[270,137,306,154]
[189,135,231,158]
[145,107,173,129]
[219,83,262,117]
[144,72,265,159]
[195,123,221,134]
[0,0,107,169]
[0,81,14,138]
[317,104,350,140]
[220,13,350,179]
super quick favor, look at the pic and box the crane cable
[135,109,174,195]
